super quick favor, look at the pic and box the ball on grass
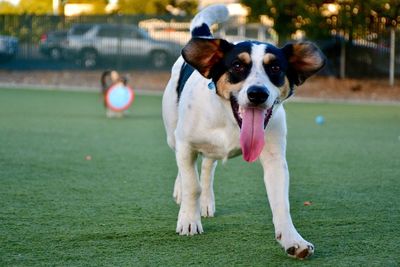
[315,115,325,125]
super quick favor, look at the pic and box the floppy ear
[182,37,234,79]
[283,42,326,86]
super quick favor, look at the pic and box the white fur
[162,5,314,259]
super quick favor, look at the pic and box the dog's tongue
[240,108,265,162]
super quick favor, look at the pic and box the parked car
[39,30,68,60]
[139,19,191,45]
[63,23,182,68]
[0,35,18,62]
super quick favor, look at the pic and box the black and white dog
[162,4,325,259]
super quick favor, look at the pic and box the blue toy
[315,115,325,125]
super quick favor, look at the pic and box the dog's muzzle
[230,86,275,162]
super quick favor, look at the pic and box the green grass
[0,88,399,266]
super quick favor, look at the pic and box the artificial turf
[0,88,399,266]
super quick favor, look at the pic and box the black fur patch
[225,43,252,84]
[209,42,253,84]
[263,45,288,88]
[192,23,212,37]
[176,63,195,102]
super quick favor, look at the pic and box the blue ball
[315,115,325,125]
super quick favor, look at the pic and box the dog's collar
[208,81,216,90]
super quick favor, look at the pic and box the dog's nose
[247,85,269,104]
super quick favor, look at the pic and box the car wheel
[81,50,97,68]
[49,48,62,60]
[151,51,168,68]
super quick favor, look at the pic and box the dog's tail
[190,4,229,38]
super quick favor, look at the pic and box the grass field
[0,88,399,266]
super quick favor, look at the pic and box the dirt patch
[297,76,400,102]
[0,70,399,102]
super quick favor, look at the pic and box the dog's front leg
[260,144,314,259]
[175,142,203,235]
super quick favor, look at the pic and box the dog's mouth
[230,96,274,163]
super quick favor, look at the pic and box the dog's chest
[178,76,243,159]
[190,126,242,160]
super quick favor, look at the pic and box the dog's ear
[182,37,234,79]
[283,42,325,86]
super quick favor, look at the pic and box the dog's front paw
[276,230,314,259]
[200,190,215,217]
[176,212,203,236]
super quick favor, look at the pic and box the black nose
[247,86,269,104]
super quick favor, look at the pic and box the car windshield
[70,25,93,35]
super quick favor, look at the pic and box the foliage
[0,2,18,14]
[0,88,399,266]
[175,0,197,16]
[241,0,400,42]
[0,0,53,14]
[0,0,196,16]
[115,0,168,15]
[107,0,197,15]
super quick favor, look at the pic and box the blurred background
[0,0,399,98]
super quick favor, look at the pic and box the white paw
[200,190,215,217]
[176,209,203,235]
[173,175,181,205]
[275,229,314,259]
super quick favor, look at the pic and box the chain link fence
[1,14,399,80]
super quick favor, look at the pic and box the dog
[162,4,325,259]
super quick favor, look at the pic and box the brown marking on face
[279,77,291,101]
[216,72,243,99]
[238,52,251,65]
[263,53,276,65]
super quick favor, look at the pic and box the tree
[175,0,197,16]
[0,2,19,14]
[115,0,196,15]
[240,0,400,42]
[18,0,53,14]
[116,0,170,15]
[241,0,313,42]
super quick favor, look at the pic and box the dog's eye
[231,61,245,73]
[270,65,281,73]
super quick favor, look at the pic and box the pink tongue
[240,108,266,162]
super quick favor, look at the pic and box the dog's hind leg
[200,157,217,217]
